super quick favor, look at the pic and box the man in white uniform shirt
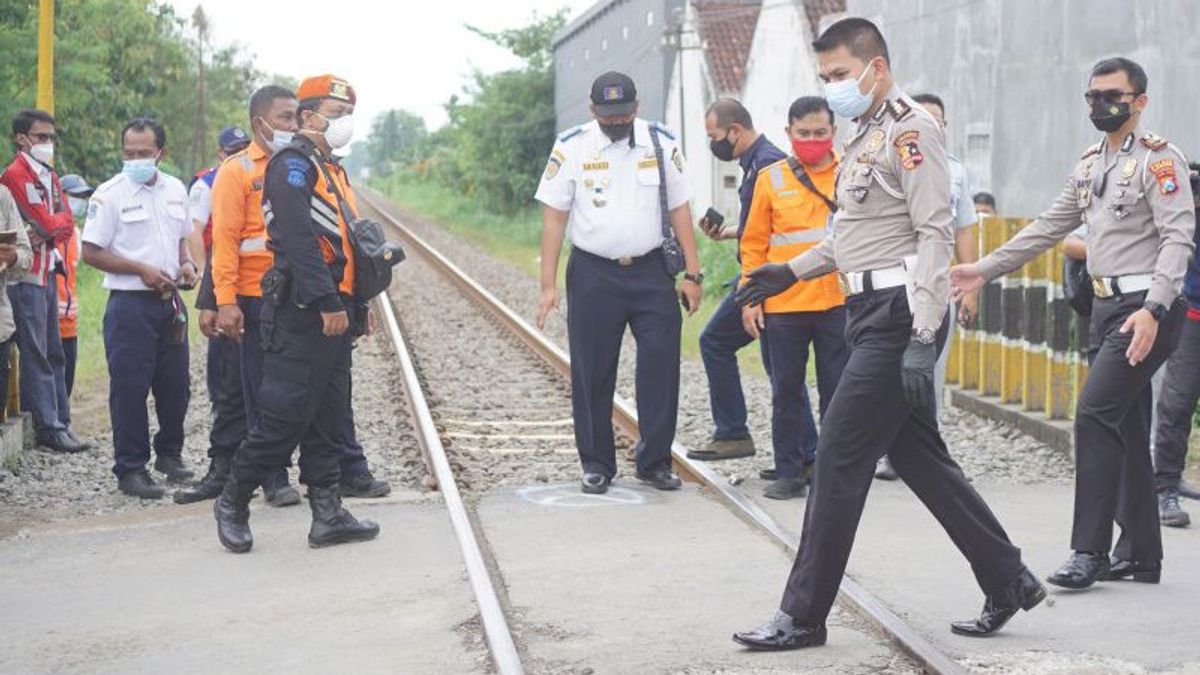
[82,117,199,499]
[534,72,703,495]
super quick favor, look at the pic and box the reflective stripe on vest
[769,229,826,246]
[769,164,785,190]
[239,237,267,253]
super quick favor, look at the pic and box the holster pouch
[261,267,290,307]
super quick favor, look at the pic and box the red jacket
[0,153,75,285]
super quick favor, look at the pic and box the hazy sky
[166,0,595,134]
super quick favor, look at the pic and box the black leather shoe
[37,430,86,453]
[874,456,898,480]
[733,611,827,651]
[1102,558,1161,584]
[636,469,682,490]
[307,486,380,548]
[950,566,1045,637]
[339,471,392,498]
[581,473,610,494]
[173,457,230,504]
[763,476,807,500]
[1046,551,1109,589]
[64,429,93,452]
[214,479,256,553]
[263,469,302,507]
[118,469,166,499]
[153,455,194,482]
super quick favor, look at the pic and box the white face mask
[824,60,879,119]
[258,119,294,154]
[29,143,54,165]
[319,114,355,150]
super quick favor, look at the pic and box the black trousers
[1151,313,1200,491]
[780,286,1022,625]
[1076,292,1184,562]
[205,334,247,461]
[566,248,680,478]
[230,302,353,489]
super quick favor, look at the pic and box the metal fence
[945,216,1089,420]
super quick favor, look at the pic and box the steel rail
[374,288,525,675]
[361,189,966,675]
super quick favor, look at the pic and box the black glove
[734,263,798,307]
[900,340,938,412]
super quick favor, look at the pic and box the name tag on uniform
[637,158,658,170]
[167,200,187,220]
[582,161,609,171]
[25,182,42,205]
[120,204,149,222]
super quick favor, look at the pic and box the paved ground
[0,491,487,674]
[476,481,916,675]
[741,477,1200,674]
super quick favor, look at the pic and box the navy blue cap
[590,71,637,116]
[217,125,251,151]
[60,174,93,198]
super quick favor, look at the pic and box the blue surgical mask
[824,60,879,119]
[69,197,88,218]
[122,158,158,184]
[268,129,294,153]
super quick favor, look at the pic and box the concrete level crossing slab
[744,477,1200,673]
[0,492,485,674]
[476,481,911,674]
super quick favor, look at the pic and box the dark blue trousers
[764,307,849,478]
[205,334,246,460]
[103,291,190,477]
[699,276,771,440]
[566,248,680,478]
[9,282,69,433]
[62,336,77,396]
[240,294,369,477]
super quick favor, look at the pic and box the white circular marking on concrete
[516,484,647,507]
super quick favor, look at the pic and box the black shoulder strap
[786,157,838,213]
[310,154,358,224]
[648,127,673,241]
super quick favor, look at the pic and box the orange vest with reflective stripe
[740,157,844,314]
[309,156,356,297]
[211,143,271,304]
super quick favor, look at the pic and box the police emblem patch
[1121,158,1138,179]
[866,129,885,152]
[603,86,623,101]
[893,130,923,170]
[1150,159,1179,195]
[544,158,561,180]
[87,200,98,219]
[284,156,311,187]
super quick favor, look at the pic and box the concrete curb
[1,414,25,467]
[949,386,1074,458]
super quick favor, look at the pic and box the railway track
[365,188,966,675]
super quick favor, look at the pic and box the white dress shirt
[82,171,192,291]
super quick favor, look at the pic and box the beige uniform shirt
[976,128,1195,308]
[0,185,34,341]
[787,86,955,332]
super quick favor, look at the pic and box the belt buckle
[617,256,634,267]
[836,271,851,296]
[1091,277,1113,298]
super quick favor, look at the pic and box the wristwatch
[911,327,936,345]
[181,260,199,274]
[684,272,705,285]
[1143,300,1167,321]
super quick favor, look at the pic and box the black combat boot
[173,456,231,505]
[214,479,256,553]
[307,486,380,548]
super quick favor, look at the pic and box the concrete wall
[849,0,1200,217]
[553,0,687,131]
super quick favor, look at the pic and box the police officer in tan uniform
[953,57,1194,590]
[732,19,1041,650]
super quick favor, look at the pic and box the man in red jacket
[1,109,88,453]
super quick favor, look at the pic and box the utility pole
[190,6,209,173]
[36,0,54,114]
[662,7,700,152]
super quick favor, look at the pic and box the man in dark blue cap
[535,71,702,494]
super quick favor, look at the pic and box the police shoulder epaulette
[887,98,914,122]
[1080,143,1102,160]
[649,121,676,141]
[558,126,585,143]
[1140,132,1169,151]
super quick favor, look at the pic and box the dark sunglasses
[24,132,57,143]
[1084,89,1138,105]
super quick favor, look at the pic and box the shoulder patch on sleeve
[558,126,585,143]
[87,200,99,219]
[671,146,683,172]
[1081,142,1102,160]
[282,156,313,188]
[650,121,676,141]
[1140,132,1169,151]
[893,130,924,170]
[1150,158,1180,195]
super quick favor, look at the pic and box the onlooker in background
[738,96,847,500]
[58,174,91,395]
[0,109,88,453]
[692,98,787,461]
[0,185,34,409]
[973,191,996,217]
[1149,161,1200,527]
[82,117,197,499]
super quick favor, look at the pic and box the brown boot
[687,436,755,461]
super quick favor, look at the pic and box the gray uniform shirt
[0,185,34,341]
[787,85,955,333]
[975,128,1195,308]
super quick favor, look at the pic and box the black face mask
[1089,98,1132,133]
[709,131,736,162]
[599,121,634,142]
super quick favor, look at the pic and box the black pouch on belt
[260,267,291,307]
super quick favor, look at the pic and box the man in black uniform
[732,19,1041,649]
[214,74,378,552]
